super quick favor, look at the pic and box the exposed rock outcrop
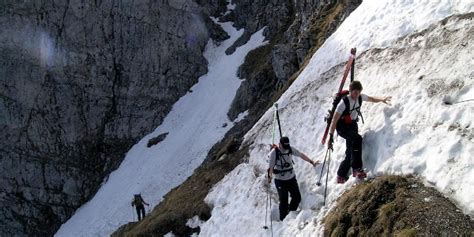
[227,0,362,120]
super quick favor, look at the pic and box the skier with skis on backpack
[328,81,391,184]
[131,194,149,221]
[268,136,320,220]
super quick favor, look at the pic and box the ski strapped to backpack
[269,103,294,175]
[275,104,283,138]
[321,48,356,144]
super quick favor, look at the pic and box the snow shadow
[362,103,418,175]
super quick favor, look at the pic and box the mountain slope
[197,2,473,236]
[55,12,267,237]
[0,1,213,236]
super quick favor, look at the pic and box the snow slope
[198,1,473,236]
[55,7,267,237]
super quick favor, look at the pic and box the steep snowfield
[55,9,267,237]
[199,1,473,236]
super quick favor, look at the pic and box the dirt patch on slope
[324,175,473,237]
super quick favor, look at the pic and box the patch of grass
[239,44,273,79]
[378,202,398,234]
[298,1,360,71]
[306,3,345,55]
[324,175,474,237]
[331,226,344,237]
[395,228,417,237]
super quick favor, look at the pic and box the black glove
[328,133,334,150]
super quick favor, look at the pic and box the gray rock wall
[0,1,220,236]
[227,0,361,120]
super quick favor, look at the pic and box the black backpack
[272,147,294,175]
[133,194,144,206]
[335,90,364,124]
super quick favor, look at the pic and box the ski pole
[263,189,269,229]
[444,98,474,105]
[323,149,332,206]
[263,105,277,234]
[269,191,273,237]
[270,105,277,236]
[316,148,329,186]
[269,104,277,236]
[272,104,277,144]
[275,103,283,138]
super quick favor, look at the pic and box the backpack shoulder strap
[358,96,364,123]
[344,96,363,113]
[273,148,282,170]
[274,147,281,160]
[288,146,294,164]
[342,96,350,115]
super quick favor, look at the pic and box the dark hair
[280,136,290,144]
[350,81,363,91]
[280,137,291,149]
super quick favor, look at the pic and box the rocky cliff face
[0,1,226,236]
[227,0,361,120]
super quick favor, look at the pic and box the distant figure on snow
[131,194,149,221]
[268,136,320,220]
[328,80,391,184]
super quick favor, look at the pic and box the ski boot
[352,169,367,179]
[336,176,348,184]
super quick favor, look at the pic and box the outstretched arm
[298,153,320,167]
[367,95,392,105]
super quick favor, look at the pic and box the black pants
[136,205,145,221]
[336,121,363,178]
[274,177,301,221]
